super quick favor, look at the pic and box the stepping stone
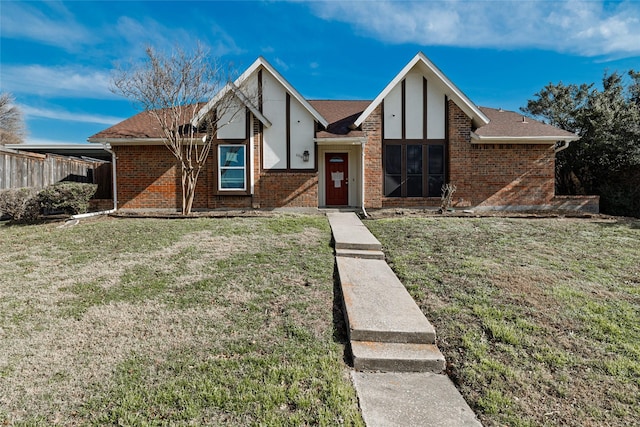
[351,341,445,373]
[336,256,436,344]
[352,371,483,427]
[335,248,385,260]
[328,212,382,251]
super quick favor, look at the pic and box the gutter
[470,132,581,144]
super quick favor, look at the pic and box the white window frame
[218,144,246,191]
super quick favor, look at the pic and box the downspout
[104,143,118,211]
[361,140,368,218]
[555,140,571,153]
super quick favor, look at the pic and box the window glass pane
[406,145,422,175]
[385,145,401,175]
[219,145,246,190]
[428,175,444,197]
[219,145,245,167]
[407,176,422,197]
[220,169,245,189]
[385,175,402,197]
[428,145,444,175]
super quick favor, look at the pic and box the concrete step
[352,341,445,373]
[335,248,385,260]
[327,212,383,251]
[336,256,436,344]
[352,371,483,426]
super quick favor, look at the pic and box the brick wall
[447,101,556,208]
[115,145,185,210]
[114,119,319,210]
[359,100,557,210]
[362,105,383,208]
[259,172,318,207]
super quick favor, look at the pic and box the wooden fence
[0,146,112,199]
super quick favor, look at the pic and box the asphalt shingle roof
[89,103,576,142]
[475,107,577,139]
[309,100,370,138]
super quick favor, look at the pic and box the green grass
[0,215,363,426]
[366,216,640,427]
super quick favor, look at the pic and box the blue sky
[1,0,639,145]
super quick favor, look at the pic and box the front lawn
[366,216,640,427]
[0,215,363,426]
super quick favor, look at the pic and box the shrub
[0,188,40,222]
[38,182,97,215]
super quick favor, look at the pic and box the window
[384,143,444,197]
[218,145,246,191]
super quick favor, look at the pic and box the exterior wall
[258,172,318,207]
[361,101,557,210]
[363,105,383,208]
[262,72,288,169]
[448,101,556,208]
[114,115,319,210]
[114,145,210,210]
[405,72,424,139]
[289,99,316,169]
[217,97,247,139]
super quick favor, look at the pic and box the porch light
[302,150,310,162]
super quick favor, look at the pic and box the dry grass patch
[0,215,362,426]
[366,217,640,427]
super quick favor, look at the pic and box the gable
[194,57,328,132]
[355,52,489,130]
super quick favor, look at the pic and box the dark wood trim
[262,169,318,175]
[286,92,291,170]
[401,144,407,197]
[401,79,406,140]
[245,108,250,140]
[258,70,263,114]
[422,144,429,197]
[423,77,428,139]
[382,139,445,145]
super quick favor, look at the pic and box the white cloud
[112,16,242,59]
[21,106,124,126]
[25,136,89,145]
[1,65,115,99]
[274,58,290,71]
[305,0,640,58]
[0,2,95,51]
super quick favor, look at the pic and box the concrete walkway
[327,212,482,427]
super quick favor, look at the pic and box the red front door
[325,153,348,206]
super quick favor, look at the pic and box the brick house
[89,52,589,212]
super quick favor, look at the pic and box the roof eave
[470,132,581,144]
[315,136,368,145]
[87,137,166,145]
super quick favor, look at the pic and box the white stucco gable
[354,52,490,129]
[193,56,328,129]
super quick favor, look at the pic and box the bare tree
[111,44,244,215]
[0,92,26,145]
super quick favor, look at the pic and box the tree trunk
[181,165,202,215]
